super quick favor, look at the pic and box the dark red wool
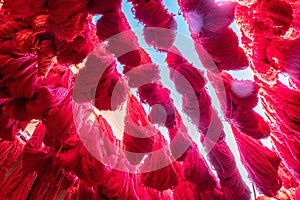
[166,48,206,94]
[233,126,282,197]
[267,38,300,84]
[22,123,52,173]
[0,139,23,183]
[43,96,77,146]
[173,180,197,200]
[0,19,27,39]
[0,163,37,200]
[88,0,121,14]
[5,86,69,122]
[0,54,38,98]
[200,28,249,71]
[47,0,89,42]
[0,101,28,141]
[55,24,94,65]
[272,133,300,181]
[261,82,300,135]
[166,48,212,134]
[97,168,138,200]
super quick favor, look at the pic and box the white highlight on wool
[231,79,255,98]
[186,11,203,34]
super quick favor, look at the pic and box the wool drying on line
[0,0,299,199]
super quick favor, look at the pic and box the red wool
[22,123,52,173]
[0,163,37,200]
[94,61,128,111]
[138,83,176,128]
[219,72,271,139]
[182,144,217,190]
[96,11,141,67]
[0,0,300,198]
[132,0,177,50]
[0,139,23,184]
[233,126,282,197]
[123,95,155,164]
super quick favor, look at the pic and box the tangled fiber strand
[0,139,23,184]
[47,0,89,42]
[88,0,122,14]
[0,162,37,200]
[130,0,177,50]
[0,54,38,98]
[232,126,282,197]
[272,132,300,181]
[261,82,300,135]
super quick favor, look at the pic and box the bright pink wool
[0,0,299,199]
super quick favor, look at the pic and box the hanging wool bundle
[123,95,156,164]
[96,10,141,67]
[261,82,300,135]
[181,143,217,191]
[138,83,176,128]
[139,135,179,191]
[94,60,128,111]
[168,109,192,161]
[267,38,300,84]
[166,48,213,134]
[232,126,282,197]
[206,139,251,199]
[219,72,271,139]
[130,0,177,50]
